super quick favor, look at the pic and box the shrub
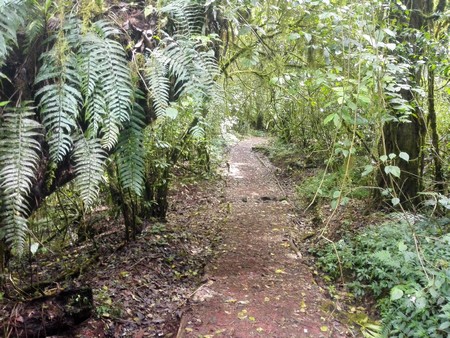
[315,215,450,337]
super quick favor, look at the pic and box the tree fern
[0,103,43,253]
[72,136,106,207]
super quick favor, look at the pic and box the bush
[315,215,450,337]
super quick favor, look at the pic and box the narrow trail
[181,137,348,337]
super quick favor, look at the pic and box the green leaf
[438,322,450,331]
[303,32,312,42]
[333,190,341,199]
[390,287,403,301]
[288,32,301,41]
[165,107,178,119]
[415,296,427,310]
[323,113,336,125]
[362,165,374,177]
[379,155,388,162]
[385,165,401,178]
[391,197,400,206]
[399,152,409,162]
[398,241,407,252]
[388,153,396,160]
[383,28,396,37]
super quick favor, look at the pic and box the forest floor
[2,137,363,337]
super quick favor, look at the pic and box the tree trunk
[377,0,433,208]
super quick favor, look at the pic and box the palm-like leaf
[0,103,43,253]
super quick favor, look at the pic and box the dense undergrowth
[314,214,450,337]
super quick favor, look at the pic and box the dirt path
[181,137,348,337]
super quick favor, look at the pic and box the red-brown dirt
[179,137,350,337]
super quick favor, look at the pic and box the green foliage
[0,103,43,253]
[0,0,25,68]
[1,6,133,252]
[315,216,450,337]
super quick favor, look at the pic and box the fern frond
[73,136,107,207]
[81,25,132,149]
[36,54,82,162]
[0,0,26,67]
[0,103,43,253]
[162,37,218,99]
[146,51,170,117]
[116,101,146,196]
[23,0,54,54]
[161,0,205,36]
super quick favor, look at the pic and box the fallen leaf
[300,300,307,312]
[237,309,248,320]
[249,316,256,321]
[275,269,285,274]
[320,325,328,332]
[256,327,264,332]
[225,298,237,303]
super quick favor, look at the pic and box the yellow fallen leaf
[237,309,248,320]
[249,316,256,321]
[275,269,285,274]
[256,327,264,333]
[300,300,307,312]
[264,297,270,302]
[225,298,237,303]
[185,328,193,332]
[320,325,328,332]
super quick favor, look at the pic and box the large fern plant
[0,4,133,253]
[0,0,223,253]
